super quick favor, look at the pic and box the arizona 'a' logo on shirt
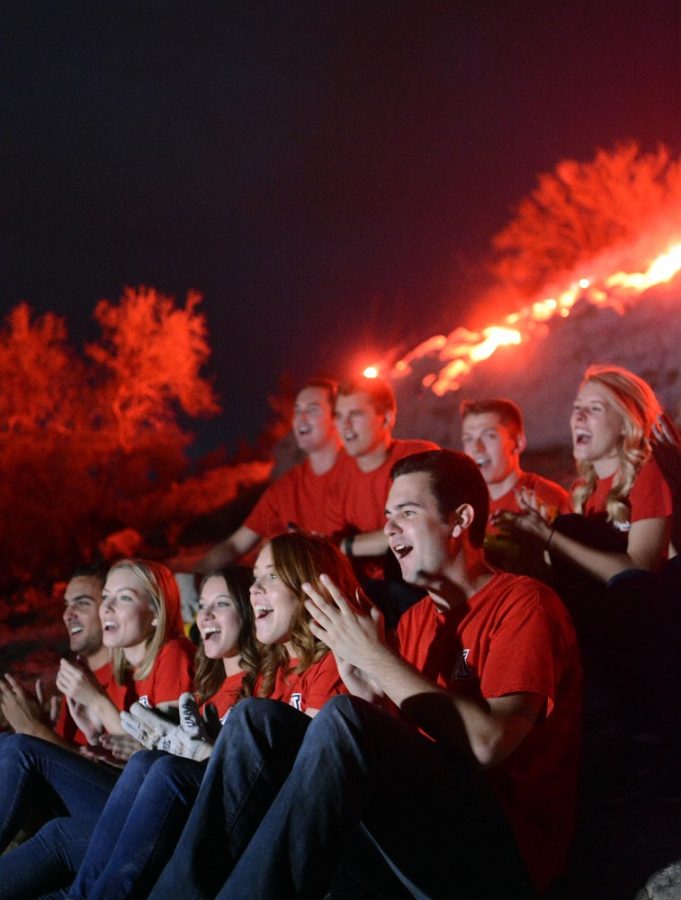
[451,649,471,680]
[289,692,303,710]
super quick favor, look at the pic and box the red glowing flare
[387,240,681,396]
[363,366,379,379]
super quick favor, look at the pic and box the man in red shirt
[149,450,581,898]
[461,398,570,524]
[328,375,437,567]
[0,564,112,748]
[196,379,346,572]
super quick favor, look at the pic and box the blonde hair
[572,365,662,523]
[108,559,179,684]
[256,532,366,699]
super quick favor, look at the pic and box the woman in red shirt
[66,534,363,900]
[0,559,196,899]
[500,364,671,582]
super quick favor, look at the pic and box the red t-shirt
[54,660,116,746]
[583,457,672,525]
[326,439,439,536]
[201,671,245,724]
[107,637,196,711]
[396,573,582,893]
[488,471,571,532]
[244,452,352,538]
[258,651,346,713]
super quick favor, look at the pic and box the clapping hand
[121,693,213,761]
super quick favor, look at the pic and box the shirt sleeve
[478,584,567,716]
[301,652,347,710]
[144,639,196,707]
[629,458,672,522]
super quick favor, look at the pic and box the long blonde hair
[108,559,184,684]
[256,532,366,698]
[572,365,661,523]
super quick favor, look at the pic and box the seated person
[196,379,347,574]
[0,563,110,748]
[328,374,438,623]
[461,397,570,574]
[149,450,581,899]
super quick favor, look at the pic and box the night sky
[3,1,681,454]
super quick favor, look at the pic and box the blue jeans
[151,697,533,900]
[69,750,206,899]
[0,733,118,899]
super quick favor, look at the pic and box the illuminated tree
[0,289,266,591]
[492,142,681,294]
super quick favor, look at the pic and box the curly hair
[572,365,662,524]
[194,566,260,705]
[256,532,366,699]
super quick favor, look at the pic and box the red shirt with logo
[107,637,196,711]
[396,573,582,893]
[257,651,346,713]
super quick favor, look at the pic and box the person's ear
[450,503,475,538]
[151,616,158,628]
[384,409,396,430]
[515,431,527,454]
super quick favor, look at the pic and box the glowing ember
[391,240,681,396]
[363,365,380,378]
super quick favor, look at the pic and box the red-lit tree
[492,142,681,294]
[0,289,268,593]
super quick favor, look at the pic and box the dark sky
[3,1,681,454]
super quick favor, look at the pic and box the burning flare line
[389,241,681,396]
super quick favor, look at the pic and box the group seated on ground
[1,365,679,897]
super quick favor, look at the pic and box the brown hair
[256,532,366,698]
[194,566,260,705]
[460,398,524,440]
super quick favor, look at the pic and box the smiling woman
[0,559,196,900]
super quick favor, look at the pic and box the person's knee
[308,695,369,743]
[125,748,165,779]
[228,697,300,734]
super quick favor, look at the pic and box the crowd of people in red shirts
[1,365,679,898]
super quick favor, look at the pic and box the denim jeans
[68,750,206,900]
[151,696,533,900]
[0,733,118,898]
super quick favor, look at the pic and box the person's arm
[341,531,389,557]
[56,659,125,735]
[195,525,260,575]
[499,502,667,582]
[304,576,543,767]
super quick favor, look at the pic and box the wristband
[544,525,555,551]
[343,535,355,557]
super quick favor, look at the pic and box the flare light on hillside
[391,241,681,396]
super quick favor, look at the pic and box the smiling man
[148,450,581,899]
[327,375,437,570]
[0,564,111,748]
[461,398,570,527]
[197,379,347,573]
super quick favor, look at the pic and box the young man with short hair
[328,375,438,564]
[461,398,570,524]
[149,450,581,899]
[196,379,347,573]
[0,564,111,748]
